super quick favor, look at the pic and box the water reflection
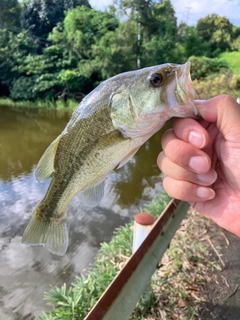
[0,106,70,181]
[0,105,168,319]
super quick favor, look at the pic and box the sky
[89,0,240,26]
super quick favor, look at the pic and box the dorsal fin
[35,135,61,182]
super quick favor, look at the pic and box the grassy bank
[2,74,239,112]
[193,71,240,100]
[0,98,78,110]
[2,78,239,113]
[1,52,240,110]
[39,194,221,320]
[219,51,240,75]
[39,194,170,320]
[192,51,240,100]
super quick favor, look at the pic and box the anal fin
[80,180,105,207]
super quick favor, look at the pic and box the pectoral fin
[35,135,61,182]
[80,180,105,207]
[117,146,140,169]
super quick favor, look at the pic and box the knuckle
[177,186,190,200]
[174,118,202,143]
[221,94,235,105]
[173,117,190,134]
[163,176,197,201]
[162,177,173,197]
[161,129,174,148]
[170,141,186,162]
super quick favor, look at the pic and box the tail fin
[22,214,68,256]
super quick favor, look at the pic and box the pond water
[0,105,168,319]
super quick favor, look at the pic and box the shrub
[189,56,228,80]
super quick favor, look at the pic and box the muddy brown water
[0,105,168,319]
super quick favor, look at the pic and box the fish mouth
[175,62,198,116]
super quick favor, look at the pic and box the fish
[22,62,196,256]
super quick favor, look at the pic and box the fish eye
[149,73,164,87]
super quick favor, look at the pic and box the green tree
[231,26,240,51]
[0,0,21,28]
[0,29,39,97]
[49,6,120,89]
[176,23,211,59]
[197,14,234,55]
[153,0,177,38]
[10,45,65,100]
[0,29,13,95]
[189,56,228,80]
[0,27,66,100]
[21,0,91,39]
[117,0,156,41]
[90,19,138,78]
[115,0,178,66]
[141,0,178,66]
[0,6,122,101]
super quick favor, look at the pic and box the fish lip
[176,61,198,116]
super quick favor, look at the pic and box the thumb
[194,95,240,141]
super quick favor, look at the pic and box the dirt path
[199,229,240,320]
[142,207,240,320]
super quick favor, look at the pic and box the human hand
[158,95,240,237]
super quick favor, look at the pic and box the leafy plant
[39,192,220,320]
[39,193,170,320]
[189,56,228,80]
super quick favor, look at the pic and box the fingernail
[197,170,217,184]
[189,131,205,148]
[196,187,215,200]
[189,156,209,173]
[194,100,206,105]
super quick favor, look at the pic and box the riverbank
[0,98,78,110]
[1,71,239,112]
[39,194,224,320]
[194,71,240,100]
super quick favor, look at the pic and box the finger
[173,118,209,149]
[157,151,217,186]
[161,129,211,174]
[162,176,215,202]
[194,95,240,142]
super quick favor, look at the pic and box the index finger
[173,117,209,149]
[194,95,240,142]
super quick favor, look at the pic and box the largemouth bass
[22,62,196,256]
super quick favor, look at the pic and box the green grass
[219,51,240,75]
[0,98,78,110]
[38,193,171,320]
[38,193,219,320]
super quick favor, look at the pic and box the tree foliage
[197,14,235,56]
[177,23,211,58]
[0,1,238,103]
[189,56,228,80]
[0,0,21,27]
[21,0,91,38]
[49,6,120,93]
